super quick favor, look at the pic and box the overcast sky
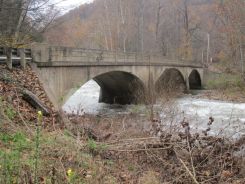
[53,0,94,12]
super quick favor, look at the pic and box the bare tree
[139,0,144,53]
[155,0,163,41]
[103,0,113,50]
[0,0,60,69]
[118,0,128,52]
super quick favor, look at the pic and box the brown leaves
[0,64,57,127]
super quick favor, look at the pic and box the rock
[22,89,50,116]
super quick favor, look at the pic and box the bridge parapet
[31,44,201,67]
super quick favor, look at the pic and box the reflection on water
[63,80,245,139]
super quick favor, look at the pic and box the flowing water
[63,80,245,139]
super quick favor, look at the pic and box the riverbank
[66,113,245,183]
[1,64,245,183]
[189,89,245,103]
[201,70,245,103]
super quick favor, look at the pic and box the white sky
[53,0,94,12]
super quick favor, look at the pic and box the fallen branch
[174,149,200,184]
[22,89,50,116]
[108,146,172,152]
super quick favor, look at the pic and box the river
[63,80,245,139]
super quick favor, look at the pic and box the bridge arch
[155,68,186,95]
[63,70,147,106]
[93,71,146,104]
[188,69,202,89]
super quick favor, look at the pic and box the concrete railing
[32,44,153,63]
[46,46,186,64]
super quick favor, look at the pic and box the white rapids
[63,80,245,139]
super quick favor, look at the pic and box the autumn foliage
[45,0,244,70]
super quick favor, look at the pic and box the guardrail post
[19,48,26,69]
[0,47,3,56]
[6,47,12,70]
[48,47,52,62]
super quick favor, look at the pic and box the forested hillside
[45,0,244,67]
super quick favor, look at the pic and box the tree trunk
[207,33,210,65]
[0,0,3,12]
[22,89,50,116]
[15,0,31,43]
[240,34,244,74]
[183,0,190,59]
[20,48,26,69]
[119,0,127,52]
[140,0,144,53]
[99,20,109,50]
[6,47,12,70]
[104,0,113,50]
[155,0,161,42]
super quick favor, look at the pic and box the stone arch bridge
[31,44,204,109]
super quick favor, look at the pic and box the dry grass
[138,171,160,184]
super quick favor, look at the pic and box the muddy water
[63,80,245,139]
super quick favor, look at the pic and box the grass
[4,106,17,120]
[0,105,87,183]
[87,139,108,156]
[0,132,31,184]
[138,171,160,184]
[205,73,245,100]
[0,127,95,183]
[206,73,244,90]
[0,106,113,184]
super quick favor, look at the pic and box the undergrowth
[0,101,114,184]
[206,73,245,90]
[1,104,245,183]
